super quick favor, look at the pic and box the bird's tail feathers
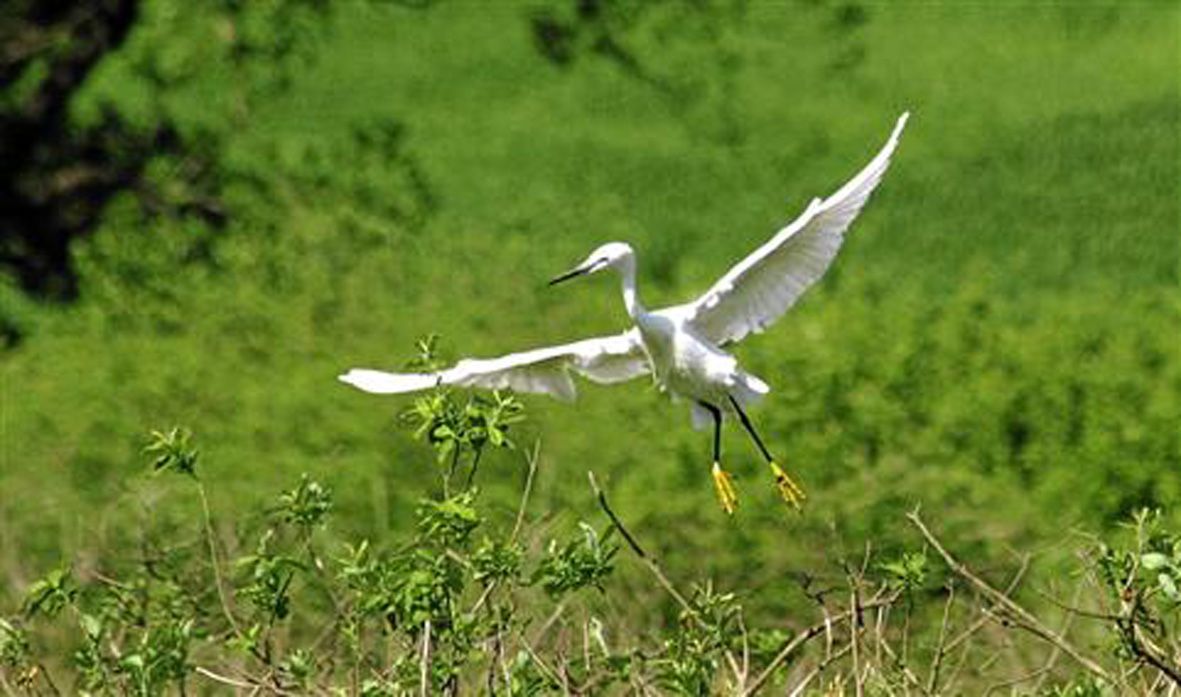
[741,372,770,396]
[687,372,770,431]
[730,372,770,410]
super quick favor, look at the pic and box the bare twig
[587,472,649,561]
[197,482,242,638]
[519,638,561,688]
[532,599,568,644]
[1126,627,1181,686]
[788,643,853,697]
[512,440,541,544]
[927,581,955,694]
[982,665,1052,696]
[872,628,927,692]
[1034,588,1126,622]
[471,441,541,618]
[195,665,302,696]
[586,471,693,611]
[420,620,432,697]
[907,509,1110,682]
[1031,578,1086,692]
[849,585,863,697]
[743,589,900,696]
[37,663,62,697]
[943,554,1030,656]
[587,471,743,685]
[739,614,751,689]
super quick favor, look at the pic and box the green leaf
[1158,573,1180,602]
[1141,552,1170,570]
[80,613,103,640]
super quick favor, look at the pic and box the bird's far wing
[680,113,909,346]
[339,330,649,402]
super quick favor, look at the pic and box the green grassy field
[2,1,1179,689]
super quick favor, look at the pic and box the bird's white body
[632,302,770,429]
[341,113,910,433]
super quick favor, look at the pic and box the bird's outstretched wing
[339,330,649,402]
[678,113,909,346]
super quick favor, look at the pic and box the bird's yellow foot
[770,461,806,511]
[712,462,738,515]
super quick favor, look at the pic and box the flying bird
[341,113,910,514]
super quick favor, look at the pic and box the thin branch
[788,643,853,697]
[587,471,743,685]
[942,554,1030,655]
[907,509,1111,682]
[743,589,900,696]
[196,481,242,638]
[1032,578,1086,693]
[873,627,928,693]
[1127,630,1181,686]
[587,471,649,561]
[512,440,541,544]
[1033,588,1126,623]
[532,599,568,644]
[982,666,1052,696]
[38,662,62,697]
[926,581,955,694]
[850,585,863,697]
[472,440,541,617]
[194,666,263,691]
[519,638,561,688]
[420,619,432,697]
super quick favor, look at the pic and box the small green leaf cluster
[878,549,929,592]
[18,560,201,694]
[397,342,525,493]
[1093,509,1181,667]
[401,389,524,466]
[533,522,617,596]
[278,473,334,529]
[144,427,199,478]
[657,583,742,694]
[0,618,32,687]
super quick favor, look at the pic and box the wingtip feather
[892,112,910,141]
[339,368,438,394]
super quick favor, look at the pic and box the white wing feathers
[339,330,649,402]
[681,112,909,346]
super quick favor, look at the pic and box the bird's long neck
[617,254,644,319]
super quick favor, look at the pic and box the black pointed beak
[548,265,590,286]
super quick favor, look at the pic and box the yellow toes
[770,461,806,511]
[712,462,738,515]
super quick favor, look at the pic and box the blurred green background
[2,0,1178,627]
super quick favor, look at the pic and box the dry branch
[906,509,1111,682]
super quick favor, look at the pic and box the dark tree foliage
[530,0,752,94]
[531,0,671,88]
[3,1,184,300]
[0,0,325,306]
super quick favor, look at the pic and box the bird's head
[549,242,634,286]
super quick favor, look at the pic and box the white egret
[341,113,909,514]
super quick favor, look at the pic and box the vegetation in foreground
[4,380,1181,694]
[2,1,1179,693]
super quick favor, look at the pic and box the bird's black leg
[700,401,723,463]
[726,395,773,462]
[727,395,806,509]
[699,401,736,514]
